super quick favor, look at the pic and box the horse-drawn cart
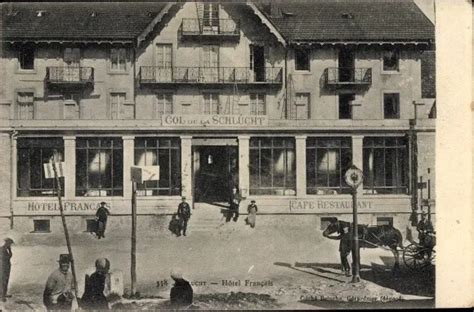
[402,232,436,271]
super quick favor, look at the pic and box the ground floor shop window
[76,137,123,196]
[134,137,181,195]
[249,137,296,195]
[17,138,64,197]
[306,138,352,195]
[363,137,408,194]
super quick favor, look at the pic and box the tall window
[249,138,296,195]
[156,94,173,117]
[306,138,352,195]
[17,92,34,120]
[110,92,130,119]
[203,93,219,114]
[111,48,127,71]
[383,49,399,72]
[201,45,219,82]
[250,93,266,115]
[17,138,64,197]
[134,138,181,196]
[202,3,219,27]
[64,48,80,66]
[339,94,354,119]
[76,138,123,197]
[18,46,35,70]
[156,44,172,82]
[295,48,310,71]
[294,93,310,120]
[363,137,408,194]
[63,93,81,119]
[383,93,400,119]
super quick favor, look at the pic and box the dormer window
[383,49,400,72]
[18,46,35,70]
[36,10,47,17]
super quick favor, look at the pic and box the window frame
[202,92,220,115]
[293,92,311,120]
[382,49,400,73]
[376,216,394,227]
[249,137,296,196]
[18,45,35,71]
[250,93,266,116]
[306,137,352,195]
[110,47,127,73]
[362,137,409,195]
[134,137,181,196]
[156,93,174,118]
[295,48,311,71]
[383,92,400,119]
[75,137,124,197]
[16,91,35,120]
[17,137,65,197]
[32,219,51,233]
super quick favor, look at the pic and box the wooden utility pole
[51,153,79,299]
[351,187,361,283]
[131,181,137,295]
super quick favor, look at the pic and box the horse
[322,217,404,276]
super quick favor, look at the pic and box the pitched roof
[1,2,170,42]
[257,0,435,43]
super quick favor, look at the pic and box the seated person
[169,269,193,307]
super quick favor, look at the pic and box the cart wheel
[403,243,434,271]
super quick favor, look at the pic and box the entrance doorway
[193,145,238,203]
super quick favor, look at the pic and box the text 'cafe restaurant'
[7,113,429,235]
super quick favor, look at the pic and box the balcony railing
[324,67,372,86]
[180,18,240,39]
[46,66,94,85]
[139,66,282,85]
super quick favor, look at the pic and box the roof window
[36,10,47,17]
[341,12,353,19]
[90,12,98,17]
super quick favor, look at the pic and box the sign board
[130,166,160,184]
[43,162,65,179]
[162,114,268,127]
[344,166,363,188]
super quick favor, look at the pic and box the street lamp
[344,165,364,283]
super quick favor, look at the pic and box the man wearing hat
[416,212,434,246]
[95,202,110,239]
[43,254,75,311]
[0,238,14,302]
[177,197,191,236]
[170,268,193,307]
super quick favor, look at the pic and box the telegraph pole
[131,180,137,296]
[344,165,364,283]
[51,152,79,299]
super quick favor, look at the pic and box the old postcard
[0,0,472,310]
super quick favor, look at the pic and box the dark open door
[338,48,355,82]
[250,45,265,82]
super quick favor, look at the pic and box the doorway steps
[188,202,247,233]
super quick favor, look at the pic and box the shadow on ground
[360,262,435,297]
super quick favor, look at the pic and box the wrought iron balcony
[324,67,372,87]
[46,66,94,86]
[139,66,282,86]
[179,18,240,40]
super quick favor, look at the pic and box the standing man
[416,212,434,246]
[43,254,75,311]
[0,238,14,302]
[227,187,242,222]
[177,197,191,236]
[95,202,110,239]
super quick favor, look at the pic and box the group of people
[41,253,193,310]
[169,188,259,237]
[227,187,258,228]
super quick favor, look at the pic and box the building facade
[0,1,436,235]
